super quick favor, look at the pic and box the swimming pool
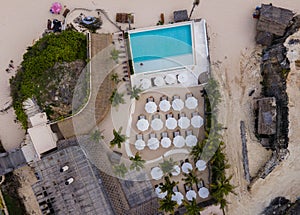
[129,23,194,73]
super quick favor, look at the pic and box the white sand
[1,0,300,214]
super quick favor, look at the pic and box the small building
[173,10,188,23]
[256,4,294,45]
[255,97,277,136]
[116,13,134,24]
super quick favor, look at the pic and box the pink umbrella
[51,2,62,14]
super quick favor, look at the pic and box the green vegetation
[109,89,125,107]
[10,30,87,128]
[89,129,104,142]
[130,86,143,100]
[2,193,24,215]
[159,158,176,175]
[183,199,202,215]
[110,49,119,63]
[113,163,128,178]
[159,176,179,214]
[111,73,121,84]
[183,169,199,188]
[110,127,127,148]
[129,152,146,171]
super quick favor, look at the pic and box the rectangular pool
[128,23,194,73]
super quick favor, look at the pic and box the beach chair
[196,180,204,190]
[161,132,168,138]
[173,131,180,137]
[186,130,193,136]
[173,185,179,192]
[184,183,192,193]
[179,112,186,118]
[152,114,160,119]
[186,93,193,99]
[191,112,199,117]
[136,134,143,140]
[173,95,180,100]
[160,95,168,101]
[149,133,156,138]
[138,115,146,120]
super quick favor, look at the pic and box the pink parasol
[51,2,62,14]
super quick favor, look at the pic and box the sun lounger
[186,93,193,99]
[161,132,168,138]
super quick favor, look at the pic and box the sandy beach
[1,0,300,214]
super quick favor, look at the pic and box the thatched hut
[256,4,294,45]
[116,13,134,23]
[255,97,277,136]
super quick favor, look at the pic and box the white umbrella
[185,135,198,147]
[178,72,189,83]
[178,117,190,129]
[182,162,193,173]
[173,135,185,148]
[140,78,151,90]
[136,118,149,131]
[159,100,171,112]
[155,187,168,199]
[191,115,204,128]
[165,74,177,84]
[186,190,197,201]
[161,137,171,148]
[148,137,160,150]
[135,139,146,150]
[166,117,177,130]
[196,160,207,171]
[171,192,184,205]
[151,167,163,180]
[154,76,165,87]
[185,97,198,109]
[198,187,209,198]
[151,118,164,131]
[145,101,157,114]
[171,165,181,176]
[172,99,184,111]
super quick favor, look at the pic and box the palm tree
[159,195,177,214]
[189,0,200,20]
[130,86,142,100]
[129,152,146,171]
[160,176,178,196]
[183,199,202,215]
[183,169,199,188]
[113,163,128,178]
[111,49,119,63]
[111,73,120,84]
[109,89,125,107]
[190,139,206,161]
[159,158,176,175]
[127,13,133,30]
[89,129,104,142]
[110,127,127,148]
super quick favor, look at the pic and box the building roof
[31,145,114,215]
[28,123,57,159]
[29,112,48,127]
[256,97,277,135]
[116,13,134,23]
[257,4,294,36]
[174,10,188,22]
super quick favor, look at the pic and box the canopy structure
[155,187,168,199]
[159,100,171,112]
[182,162,193,173]
[151,118,164,131]
[198,187,209,198]
[172,99,184,111]
[178,117,190,129]
[166,117,177,130]
[173,135,185,148]
[145,102,157,114]
[154,76,165,87]
[178,72,189,83]
[196,160,207,171]
[191,115,204,128]
[51,2,62,14]
[171,165,181,176]
[171,192,184,205]
[147,137,160,150]
[140,79,151,90]
[136,118,149,131]
[151,167,163,180]
[135,139,146,151]
[186,190,197,201]
[161,137,172,148]
[185,97,198,109]
[185,134,197,147]
[165,74,177,84]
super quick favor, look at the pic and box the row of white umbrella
[155,186,210,204]
[150,160,207,180]
[136,115,203,132]
[134,134,198,151]
[145,97,198,114]
[139,72,194,90]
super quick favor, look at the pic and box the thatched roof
[256,31,274,46]
[116,13,134,23]
[257,4,294,36]
[256,97,277,135]
[173,10,188,22]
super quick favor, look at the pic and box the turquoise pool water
[129,24,193,63]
